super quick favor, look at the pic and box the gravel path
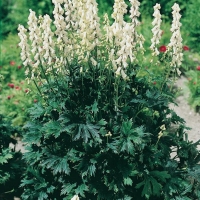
[170,76,200,144]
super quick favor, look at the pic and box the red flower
[183,45,190,51]
[196,66,200,71]
[18,66,22,69]
[8,83,14,88]
[15,86,21,90]
[25,89,29,93]
[34,99,38,103]
[7,96,11,100]
[159,45,167,52]
[10,61,16,66]
[153,81,157,85]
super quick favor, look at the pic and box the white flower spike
[168,3,183,74]
[150,3,162,55]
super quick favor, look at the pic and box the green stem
[134,103,144,118]
[155,138,160,146]
[51,65,60,88]
[4,189,14,194]
[114,77,119,112]
[39,64,50,85]
[160,65,171,93]
[33,79,42,96]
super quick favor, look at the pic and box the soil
[170,76,200,145]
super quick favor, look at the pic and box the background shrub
[0,0,54,38]
[182,0,200,52]
[0,34,36,126]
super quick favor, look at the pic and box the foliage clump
[0,114,25,199]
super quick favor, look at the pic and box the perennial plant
[18,0,200,199]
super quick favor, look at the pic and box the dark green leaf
[43,121,61,138]
[29,103,45,119]
[150,171,171,182]
[124,177,133,186]
[53,157,70,175]
[75,184,89,197]
[61,183,76,195]
[92,100,99,114]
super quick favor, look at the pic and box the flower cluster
[18,0,183,83]
[168,3,183,75]
[104,0,144,79]
[150,3,162,55]
[41,15,55,68]
[18,25,32,70]
[150,3,183,76]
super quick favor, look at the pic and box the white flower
[112,0,127,23]
[158,131,163,139]
[160,124,166,131]
[121,69,127,80]
[18,24,32,67]
[111,0,127,40]
[168,3,183,72]
[129,0,144,51]
[115,67,121,76]
[71,195,79,200]
[90,57,97,66]
[150,3,162,55]
[108,0,144,77]
[129,0,141,27]
[176,68,181,76]
[52,0,64,3]
[80,66,83,73]
[27,9,43,79]
[78,0,101,59]
[41,14,55,68]
[52,2,66,39]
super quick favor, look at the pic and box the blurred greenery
[0,34,37,126]
[182,0,200,51]
[0,0,54,38]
